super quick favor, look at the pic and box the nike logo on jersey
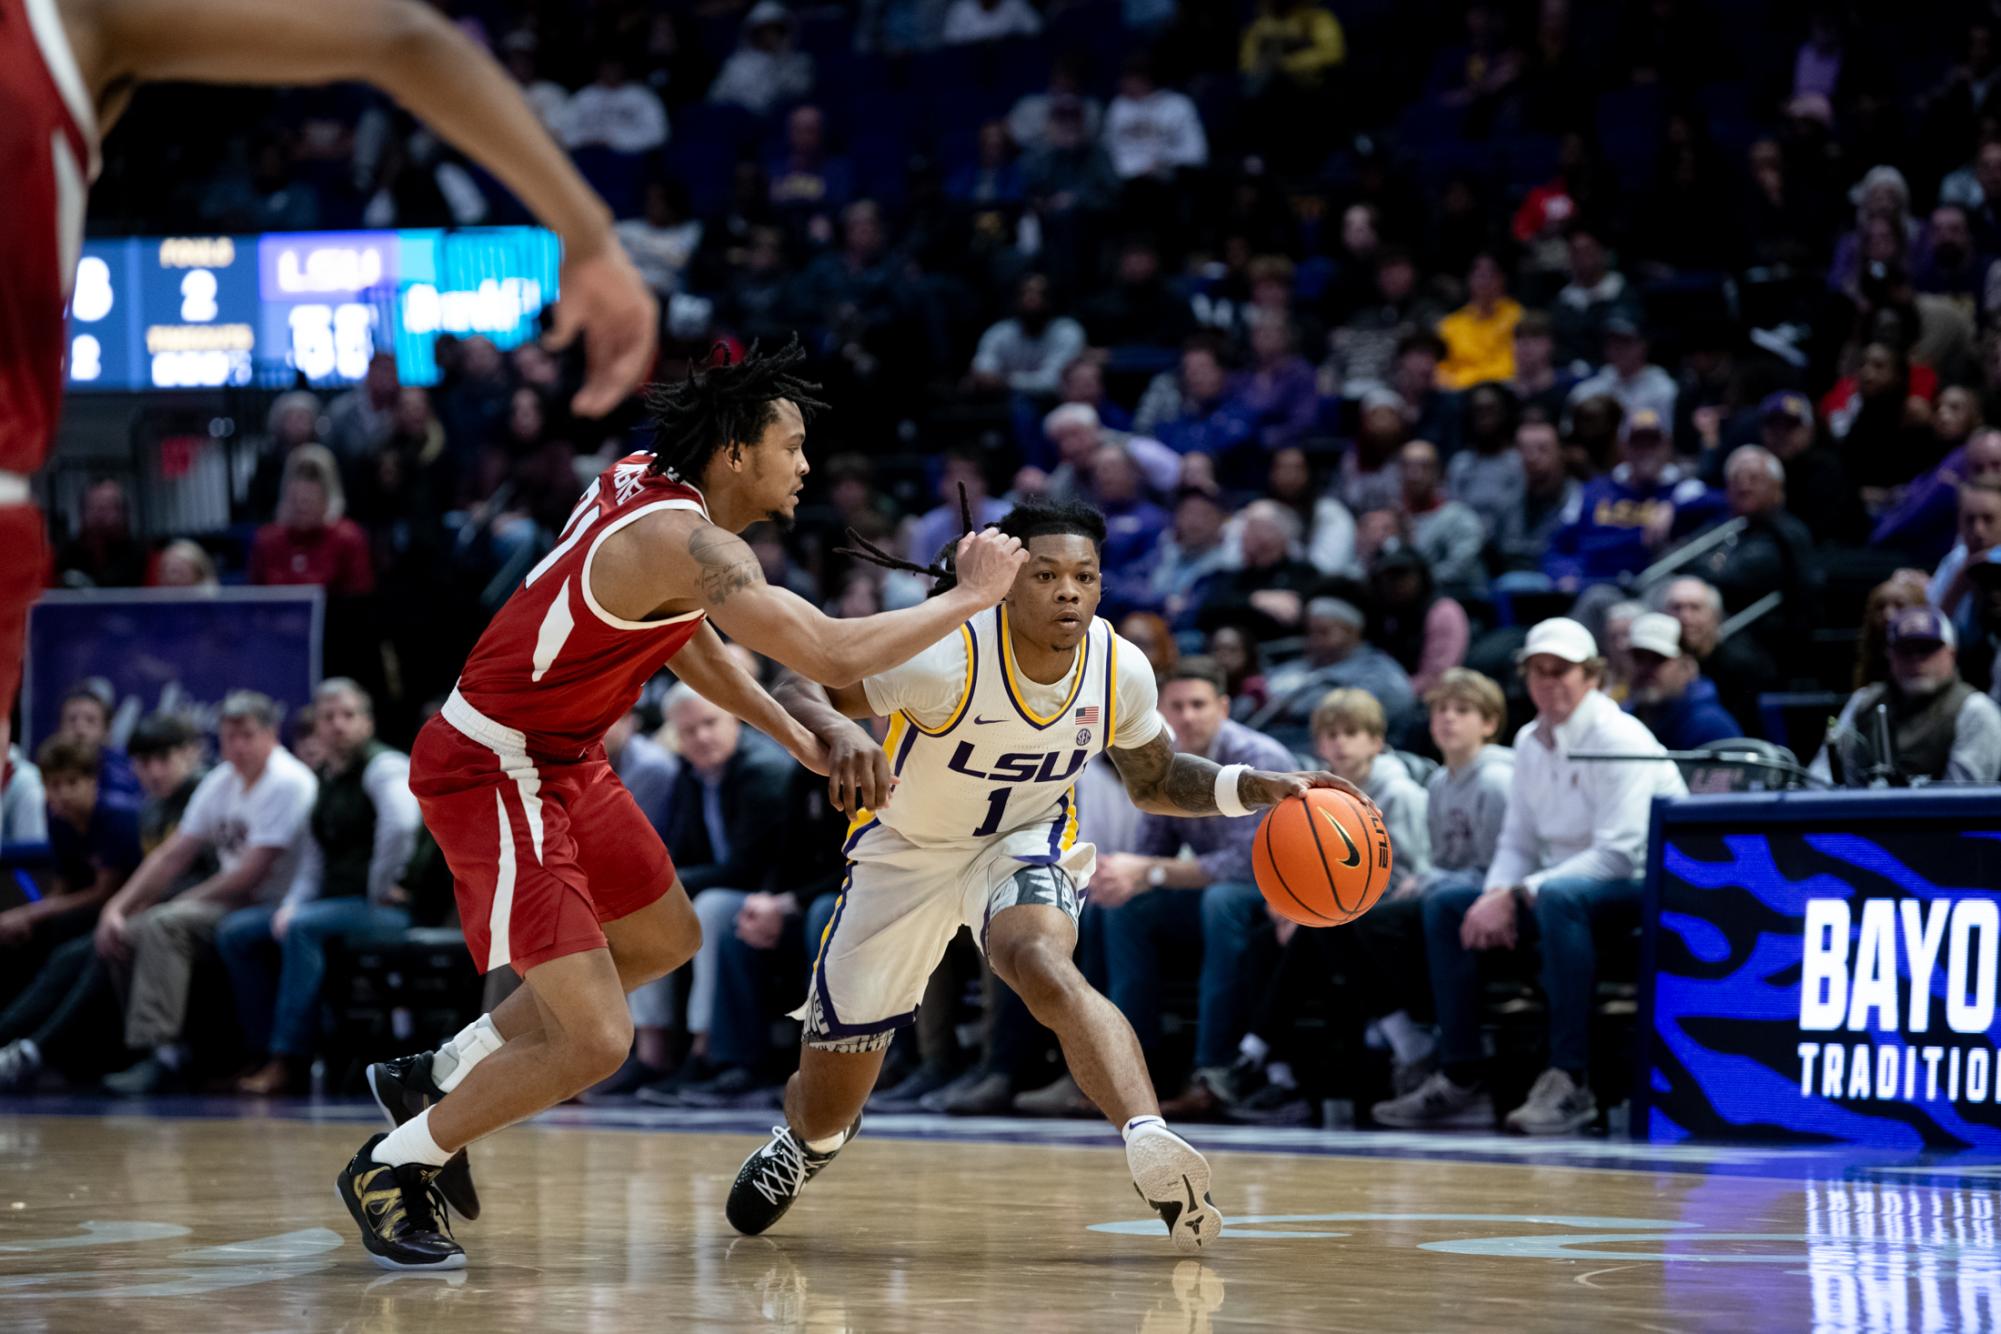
[1318,808,1362,868]
[972,716,1006,725]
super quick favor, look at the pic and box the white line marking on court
[0,1221,189,1252]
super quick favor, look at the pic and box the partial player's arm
[65,0,654,415]
[1107,730,1366,818]
[669,623,831,777]
[771,672,890,815]
[613,519,1023,689]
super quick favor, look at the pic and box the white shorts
[790,819,1096,1053]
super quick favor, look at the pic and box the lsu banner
[22,588,322,748]
[1640,792,2001,1150]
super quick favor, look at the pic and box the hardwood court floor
[3,1104,1998,1332]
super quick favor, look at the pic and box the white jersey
[856,605,1165,854]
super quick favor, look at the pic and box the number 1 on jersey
[971,787,1011,838]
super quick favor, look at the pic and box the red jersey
[446,453,710,760]
[0,0,96,478]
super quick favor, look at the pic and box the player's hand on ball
[953,529,1028,602]
[822,722,894,814]
[548,241,658,418]
[1245,769,1375,812]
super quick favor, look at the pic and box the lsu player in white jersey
[728,497,1366,1251]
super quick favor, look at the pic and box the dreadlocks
[835,491,1106,597]
[833,483,977,591]
[642,336,830,481]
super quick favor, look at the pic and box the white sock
[1379,1010,1436,1067]
[154,1043,186,1071]
[1237,1033,1270,1067]
[1121,1114,1165,1144]
[1266,1061,1298,1091]
[431,1014,504,1093]
[20,1038,40,1064]
[803,1128,849,1154]
[373,1105,452,1169]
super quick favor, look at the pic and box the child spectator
[1311,688,1430,888]
[1417,670,1515,899]
[0,740,140,1006]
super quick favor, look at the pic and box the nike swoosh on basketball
[1317,808,1362,868]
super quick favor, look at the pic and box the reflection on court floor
[3,1101,2000,1332]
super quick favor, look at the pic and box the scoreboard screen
[66,227,561,392]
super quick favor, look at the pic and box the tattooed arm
[590,514,1026,688]
[1107,730,1365,818]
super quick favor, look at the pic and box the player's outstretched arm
[1108,731,1368,819]
[68,0,655,415]
[688,526,1026,689]
[771,672,891,815]
[670,624,831,777]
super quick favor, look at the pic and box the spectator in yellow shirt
[1436,252,1524,391]
[1240,0,1347,89]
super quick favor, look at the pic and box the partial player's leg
[722,1038,886,1237]
[726,850,952,1236]
[986,900,1155,1126]
[338,946,632,1268]
[367,761,699,1221]
[984,871,1223,1253]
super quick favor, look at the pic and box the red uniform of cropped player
[0,0,94,747]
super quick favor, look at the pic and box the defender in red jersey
[1,1,659,899]
[353,342,1027,1269]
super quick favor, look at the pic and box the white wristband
[1214,764,1253,819]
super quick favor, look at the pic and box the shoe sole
[333,1180,467,1272]
[1128,1131,1223,1253]
[368,1063,482,1222]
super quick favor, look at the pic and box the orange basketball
[1252,787,1393,927]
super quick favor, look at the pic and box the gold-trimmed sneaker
[336,1133,466,1271]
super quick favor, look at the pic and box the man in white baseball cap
[1623,612,1741,750]
[1374,616,1684,1137]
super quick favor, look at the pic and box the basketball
[1252,788,1394,927]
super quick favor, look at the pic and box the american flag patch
[1074,706,1100,725]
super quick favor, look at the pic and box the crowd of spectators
[20,0,2001,1127]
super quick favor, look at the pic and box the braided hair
[836,493,1106,597]
[643,337,830,481]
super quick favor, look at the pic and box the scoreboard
[66,227,561,392]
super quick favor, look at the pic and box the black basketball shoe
[725,1116,861,1236]
[367,1051,481,1221]
[336,1134,466,1271]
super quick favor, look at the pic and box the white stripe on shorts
[445,686,546,863]
[489,789,517,971]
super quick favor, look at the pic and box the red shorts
[411,696,675,975]
[0,505,46,724]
